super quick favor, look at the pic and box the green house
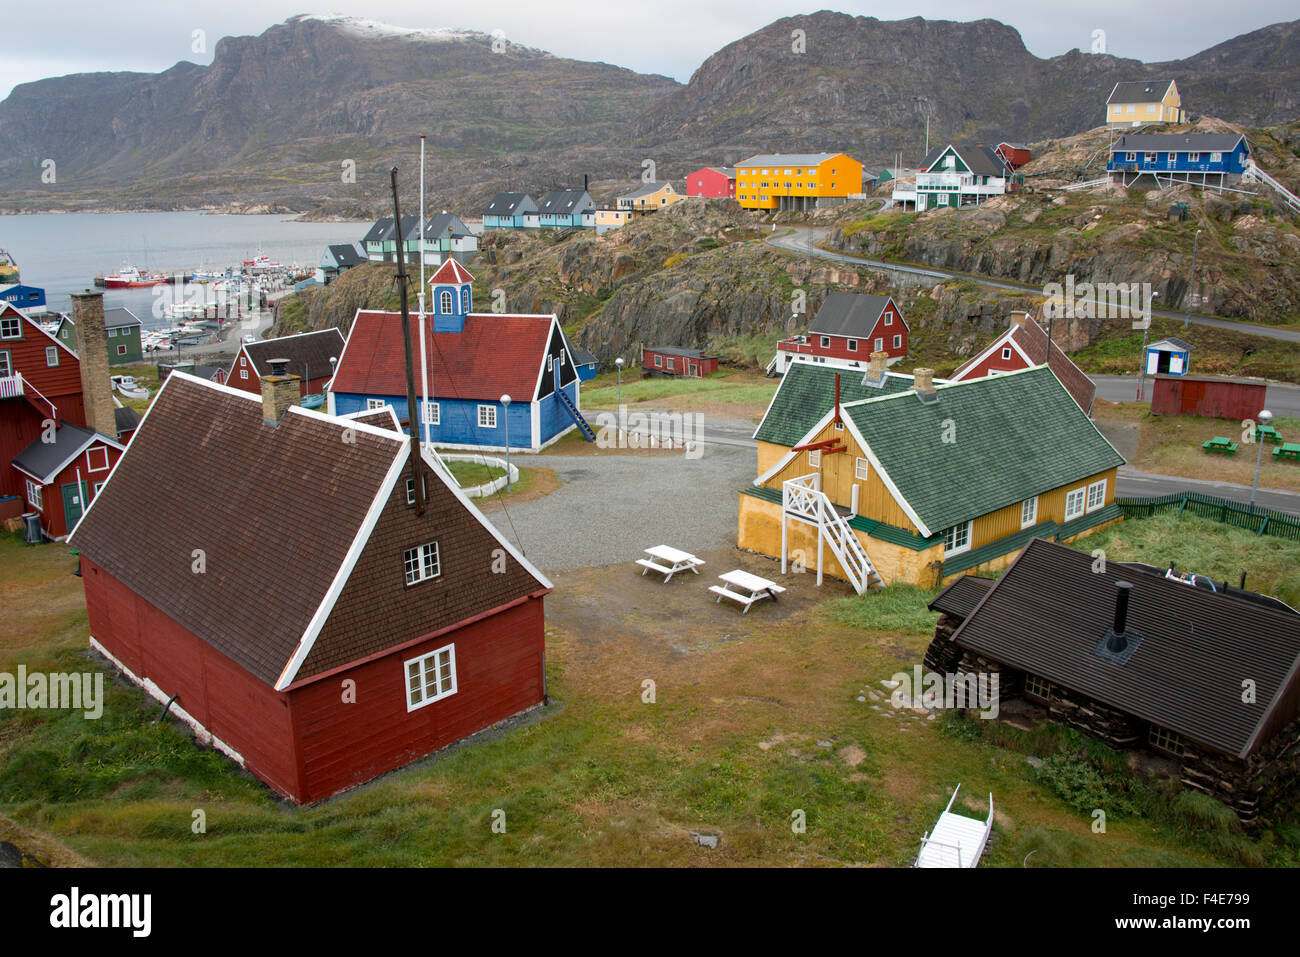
[57,307,143,366]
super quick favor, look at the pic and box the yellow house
[738,356,1125,592]
[1107,79,1184,127]
[617,181,685,211]
[594,207,636,233]
[734,152,864,211]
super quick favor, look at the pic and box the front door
[61,481,86,532]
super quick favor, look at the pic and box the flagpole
[418,134,431,449]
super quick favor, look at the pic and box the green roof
[754,363,915,447]
[844,365,1124,535]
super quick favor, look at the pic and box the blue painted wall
[538,379,579,442]
[334,393,538,449]
[1108,140,1249,175]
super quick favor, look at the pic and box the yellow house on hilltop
[617,181,685,211]
[735,152,863,211]
[1107,79,1184,127]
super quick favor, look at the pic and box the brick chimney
[913,368,936,398]
[71,290,117,438]
[262,358,301,425]
[862,350,889,387]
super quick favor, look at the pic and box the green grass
[580,372,778,412]
[444,461,506,488]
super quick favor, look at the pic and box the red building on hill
[770,292,909,376]
[686,167,736,199]
[948,315,1097,415]
[69,371,553,803]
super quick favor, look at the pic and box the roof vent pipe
[1108,581,1133,652]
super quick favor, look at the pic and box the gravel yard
[487,427,755,572]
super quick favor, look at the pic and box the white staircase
[1059,176,1109,192]
[781,473,883,594]
[1243,161,1300,216]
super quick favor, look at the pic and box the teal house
[57,307,143,366]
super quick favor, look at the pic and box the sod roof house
[926,538,1300,822]
[69,371,552,803]
[949,315,1096,414]
[740,360,1125,591]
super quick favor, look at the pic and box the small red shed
[685,167,736,199]
[11,422,125,539]
[996,142,1031,169]
[1151,374,1268,421]
[642,346,719,378]
[69,371,553,803]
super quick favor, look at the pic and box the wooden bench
[711,570,786,613]
[637,545,705,582]
[1203,437,1238,456]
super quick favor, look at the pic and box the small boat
[243,255,283,274]
[103,266,168,288]
[163,302,207,320]
[110,375,150,400]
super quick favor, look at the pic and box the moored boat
[103,266,169,288]
[110,375,150,400]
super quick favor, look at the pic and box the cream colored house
[1107,80,1184,127]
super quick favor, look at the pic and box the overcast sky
[3,1,1295,100]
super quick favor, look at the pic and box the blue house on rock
[328,259,595,451]
[1107,133,1251,189]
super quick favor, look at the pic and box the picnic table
[1256,424,1284,445]
[1203,436,1238,456]
[636,545,705,582]
[709,569,786,613]
[1274,442,1300,463]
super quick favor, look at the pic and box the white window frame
[440,289,453,313]
[366,398,387,411]
[1064,487,1087,521]
[847,339,857,352]
[1086,479,1107,513]
[0,316,19,339]
[403,541,441,586]
[1209,152,1222,163]
[406,477,417,505]
[117,345,127,356]
[422,401,440,426]
[885,314,893,326]
[808,449,821,467]
[25,479,42,511]
[86,446,110,472]
[654,355,663,368]
[855,457,869,481]
[46,345,59,366]
[1021,496,1038,528]
[404,643,457,711]
[240,369,248,380]
[547,355,553,372]
[478,404,497,429]
[1002,347,1012,360]
[944,521,972,556]
[893,334,902,349]
[820,336,830,348]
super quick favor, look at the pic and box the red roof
[332,311,555,402]
[428,259,474,284]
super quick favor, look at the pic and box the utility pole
[1135,291,1159,402]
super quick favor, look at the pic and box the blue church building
[328,259,595,452]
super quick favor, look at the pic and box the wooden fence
[1115,492,1300,542]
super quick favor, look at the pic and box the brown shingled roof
[950,316,1096,414]
[241,329,344,381]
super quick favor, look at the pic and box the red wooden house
[769,292,908,376]
[69,370,553,804]
[948,315,1096,414]
[686,167,736,199]
[228,329,344,399]
[641,346,719,378]
[12,423,125,539]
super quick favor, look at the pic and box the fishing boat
[243,255,283,274]
[0,249,18,284]
[163,302,207,320]
[110,375,150,400]
[103,266,169,288]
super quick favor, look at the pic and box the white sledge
[913,783,993,868]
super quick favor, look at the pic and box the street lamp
[1183,228,1201,329]
[1251,409,1273,511]
[1135,290,1159,402]
[500,394,512,491]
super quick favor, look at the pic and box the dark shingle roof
[536,189,594,215]
[326,243,366,268]
[571,347,597,366]
[619,181,674,200]
[241,329,344,381]
[421,212,471,240]
[843,365,1125,535]
[1113,133,1245,153]
[921,144,1009,178]
[753,362,916,447]
[104,307,142,329]
[362,218,392,244]
[928,575,996,619]
[808,292,899,337]
[1149,337,1194,352]
[483,192,535,216]
[645,346,717,359]
[1107,79,1174,104]
[114,406,141,435]
[950,538,1300,758]
[952,316,1097,414]
[13,423,118,483]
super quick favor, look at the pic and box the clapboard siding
[289,597,544,801]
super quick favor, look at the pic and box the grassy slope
[2,508,1297,867]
